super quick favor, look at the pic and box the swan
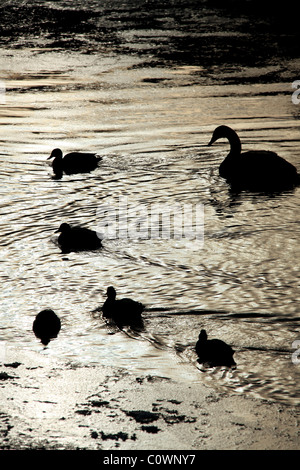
[196,329,236,367]
[102,286,144,329]
[48,148,101,179]
[55,222,102,253]
[208,126,299,191]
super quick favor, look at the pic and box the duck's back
[33,309,61,345]
[103,297,144,328]
[62,152,101,174]
[196,337,235,367]
[58,226,102,253]
[117,298,144,316]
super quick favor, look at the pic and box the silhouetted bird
[196,329,236,367]
[102,286,144,329]
[208,125,299,192]
[32,309,61,346]
[48,148,101,179]
[55,222,102,254]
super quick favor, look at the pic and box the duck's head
[56,222,71,233]
[48,148,63,160]
[106,286,117,299]
[198,329,207,341]
[208,126,233,146]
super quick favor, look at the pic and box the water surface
[0,0,299,405]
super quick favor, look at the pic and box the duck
[32,309,61,346]
[55,222,102,253]
[196,329,236,367]
[48,148,102,179]
[208,125,300,192]
[102,286,144,329]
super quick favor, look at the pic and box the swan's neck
[227,129,241,157]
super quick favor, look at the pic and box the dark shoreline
[0,1,299,83]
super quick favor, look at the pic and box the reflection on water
[0,0,300,405]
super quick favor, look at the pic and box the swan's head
[208,125,234,146]
[48,148,63,160]
[106,286,117,299]
[56,223,71,233]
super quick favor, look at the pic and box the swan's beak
[208,136,216,146]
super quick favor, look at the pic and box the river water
[0,0,299,405]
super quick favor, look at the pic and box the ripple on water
[0,25,299,404]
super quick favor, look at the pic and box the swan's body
[208,126,299,191]
[196,329,236,367]
[48,148,101,179]
[102,286,144,329]
[32,309,61,346]
[56,222,102,253]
